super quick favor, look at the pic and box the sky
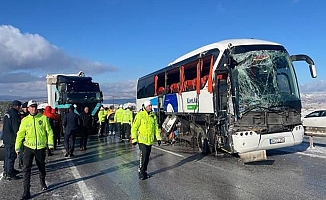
[0,0,325,101]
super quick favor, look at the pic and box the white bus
[136,39,317,162]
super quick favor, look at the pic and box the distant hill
[299,80,326,93]
[103,98,135,105]
[0,95,47,102]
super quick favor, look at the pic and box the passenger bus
[136,39,317,162]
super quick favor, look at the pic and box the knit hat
[12,100,22,106]
[143,100,152,108]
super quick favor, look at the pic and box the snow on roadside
[278,137,326,159]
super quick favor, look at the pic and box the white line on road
[152,146,186,158]
[62,150,94,200]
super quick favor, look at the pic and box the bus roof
[168,38,281,66]
[137,38,281,81]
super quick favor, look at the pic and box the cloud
[101,79,137,99]
[0,25,126,100]
[0,25,117,81]
[0,72,43,83]
[0,80,47,99]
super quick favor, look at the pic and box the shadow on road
[150,153,205,176]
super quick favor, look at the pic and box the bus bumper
[232,125,304,153]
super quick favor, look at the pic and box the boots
[21,188,31,200]
[40,178,47,191]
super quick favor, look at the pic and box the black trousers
[53,129,60,149]
[116,123,122,139]
[64,129,77,154]
[121,123,131,140]
[18,146,24,166]
[80,126,90,149]
[108,123,115,134]
[23,147,46,189]
[4,144,17,175]
[138,143,152,173]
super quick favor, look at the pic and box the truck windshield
[66,92,102,103]
[231,47,300,114]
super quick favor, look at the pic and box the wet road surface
[1,135,326,200]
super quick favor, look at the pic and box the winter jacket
[44,106,60,134]
[122,109,133,124]
[114,107,124,123]
[80,112,92,128]
[131,110,161,146]
[1,108,21,145]
[15,113,54,151]
[98,110,106,123]
[63,110,80,133]
[107,110,115,124]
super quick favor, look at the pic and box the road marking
[62,150,94,200]
[152,146,186,158]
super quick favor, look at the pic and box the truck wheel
[197,132,209,154]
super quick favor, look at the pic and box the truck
[46,71,103,133]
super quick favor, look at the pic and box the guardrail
[304,126,326,148]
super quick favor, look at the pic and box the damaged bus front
[217,43,316,162]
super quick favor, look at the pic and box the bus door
[213,72,228,147]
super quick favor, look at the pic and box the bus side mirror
[290,54,317,78]
[309,64,317,78]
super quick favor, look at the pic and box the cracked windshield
[231,49,300,114]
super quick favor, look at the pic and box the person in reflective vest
[114,105,124,142]
[15,100,54,199]
[121,105,133,142]
[97,106,106,137]
[131,100,161,180]
[107,105,115,136]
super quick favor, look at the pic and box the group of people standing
[96,102,163,180]
[97,104,134,143]
[1,99,163,199]
[1,100,55,199]
[0,100,91,199]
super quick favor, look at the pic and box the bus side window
[157,87,165,95]
[184,79,195,91]
[201,75,209,87]
[193,78,198,89]
[170,83,179,93]
[166,85,170,93]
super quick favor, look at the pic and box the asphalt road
[1,135,326,200]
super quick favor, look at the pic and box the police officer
[121,105,133,142]
[107,105,116,136]
[131,100,161,180]
[15,100,54,199]
[114,105,124,142]
[1,100,22,180]
[97,106,106,137]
